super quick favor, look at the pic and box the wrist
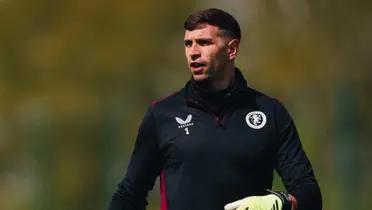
[288,194,298,210]
[266,189,292,210]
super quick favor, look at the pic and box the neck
[210,64,235,90]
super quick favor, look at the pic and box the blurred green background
[0,0,371,209]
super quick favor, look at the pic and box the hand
[224,191,292,210]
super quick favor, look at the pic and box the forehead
[184,24,222,40]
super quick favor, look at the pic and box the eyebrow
[184,38,213,42]
[197,38,213,41]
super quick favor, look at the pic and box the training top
[108,69,322,210]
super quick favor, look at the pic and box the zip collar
[184,68,249,126]
[184,68,248,108]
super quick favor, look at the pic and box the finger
[236,205,252,210]
[224,199,244,210]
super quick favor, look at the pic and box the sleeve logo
[245,111,267,129]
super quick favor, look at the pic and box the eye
[197,39,212,46]
[184,40,192,47]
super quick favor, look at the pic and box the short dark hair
[184,8,241,40]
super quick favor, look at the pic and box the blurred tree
[0,0,371,209]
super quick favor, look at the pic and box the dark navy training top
[108,69,322,210]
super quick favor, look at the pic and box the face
[184,24,237,82]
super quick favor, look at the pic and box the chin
[192,74,209,81]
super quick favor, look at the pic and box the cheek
[219,46,229,59]
[184,48,190,59]
[202,46,228,68]
[213,49,228,65]
[204,48,220,62]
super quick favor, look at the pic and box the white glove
[224,191,292,210]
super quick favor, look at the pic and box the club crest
[245,111,267,129]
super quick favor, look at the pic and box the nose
[189,44,201,61]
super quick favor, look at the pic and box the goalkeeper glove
[224,190,292,210]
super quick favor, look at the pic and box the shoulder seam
[151,89,183,107]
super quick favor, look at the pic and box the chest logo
[245,111,267,129]
[175,114,194,135]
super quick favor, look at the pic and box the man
[108,8,322,210]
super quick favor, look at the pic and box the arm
[274,101,322,210]
[108,106,163,210]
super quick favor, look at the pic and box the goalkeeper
[108,8,322,210]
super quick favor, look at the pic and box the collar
[184,68,248,115]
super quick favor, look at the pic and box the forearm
[290,182,322,210]
[274,101,322,210]
[108,190,147,210]
[108,106,162,210]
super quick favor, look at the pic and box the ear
[227,39,239,61]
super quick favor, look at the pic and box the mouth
[190,62,206,74]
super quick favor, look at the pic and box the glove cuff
[266,189,292,210]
